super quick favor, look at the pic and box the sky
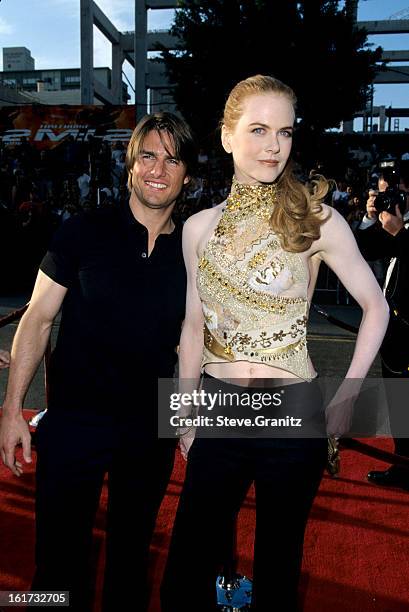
[0,0,408,130]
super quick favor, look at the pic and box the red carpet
[0,416,408,611]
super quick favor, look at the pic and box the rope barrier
[0,304,29,329]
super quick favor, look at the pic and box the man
[357,166,409,491]
[0,112,196,610]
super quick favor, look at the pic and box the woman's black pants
[161,378,327,612]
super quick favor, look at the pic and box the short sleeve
[40,216,84,288]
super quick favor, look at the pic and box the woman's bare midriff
[204,358,317,387]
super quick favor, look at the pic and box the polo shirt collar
[119,197,181,239]
[120,197,147,233]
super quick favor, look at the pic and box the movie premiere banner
[0,105,136,148]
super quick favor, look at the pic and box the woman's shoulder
[319,203,349,230]
[313,203,355,252]
[183,202,225,235]
[183,202,226,255]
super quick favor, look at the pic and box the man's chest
[75,234,186,317]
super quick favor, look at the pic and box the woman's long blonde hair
[222,75,330,253]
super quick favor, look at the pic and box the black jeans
[161,377,327,612]
[32,409,176,611]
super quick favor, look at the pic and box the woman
[161,75,389,611]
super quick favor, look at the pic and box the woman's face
[222,93,295,185]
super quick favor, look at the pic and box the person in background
[357,167,409,491]
[331,180,349,217]
[77,165,91,202]
[346,192,364,233]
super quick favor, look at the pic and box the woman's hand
[325,379,362,438]
[179,428,196,461]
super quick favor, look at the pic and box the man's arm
[177,214,207,460]
[0,271,67,476]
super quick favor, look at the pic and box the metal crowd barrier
[315,263,350,305]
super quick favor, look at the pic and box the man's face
[130,130,189,210]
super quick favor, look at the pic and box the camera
[373,159,407,215]
[374,190,407,215]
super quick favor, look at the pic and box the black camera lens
[374,189,406,215]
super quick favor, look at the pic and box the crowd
[1,131,408,292]
[0,136,129,290]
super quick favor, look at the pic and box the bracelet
[175,406,198,438]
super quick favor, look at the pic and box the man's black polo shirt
[40,202,186,414]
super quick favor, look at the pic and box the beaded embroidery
[197,178,312,380]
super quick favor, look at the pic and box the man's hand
[379,205,404,236]
[0,412,32,476]
[0,350,10,369]
[366,190,378,220]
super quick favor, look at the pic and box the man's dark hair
[126,112,197,191]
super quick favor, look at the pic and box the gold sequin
[204,324,307,364]
[248,249,268,269]
[214,178,277,246]
[229,319,307,353]
[197,178,311,380]
[198,258,304,313]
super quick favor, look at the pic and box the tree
[157,1,383,142]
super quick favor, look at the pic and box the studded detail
[197,178,312,380]
[198,258,304,313]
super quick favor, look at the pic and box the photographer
[357,162,409,491]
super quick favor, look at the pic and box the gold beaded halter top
[197,178,313,381]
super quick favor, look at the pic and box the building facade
[0,62,129,106]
